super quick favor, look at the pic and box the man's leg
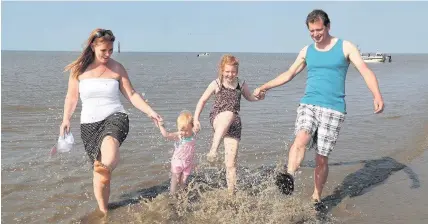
[311,107,345,204]
[277,104,317,195]
[312,154,328,201]
[276,130,314,195]
[287,130,313,175]
[288,104,318,175]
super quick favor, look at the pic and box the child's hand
[256,90,266,100]
[253,87,262,98]
[178,131,185,140]
[148,111,163,128]
[158,120,165,127]
[253,88,266,100]
[193,120,201,133]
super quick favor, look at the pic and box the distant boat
[361,52,392,63]
[362,52,385,63]
[197,53,210,57]
[357,45,391,63]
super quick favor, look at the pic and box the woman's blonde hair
[177,110,193,131]
[218,54,239,84]
[64,28,116,79]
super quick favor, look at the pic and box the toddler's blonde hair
[177,110,193,131]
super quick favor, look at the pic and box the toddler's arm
[158,121,181,141]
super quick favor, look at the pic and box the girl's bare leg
[209,111,235,162]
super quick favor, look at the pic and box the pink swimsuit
[171,135,196,176]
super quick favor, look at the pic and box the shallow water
[1,51,428,223]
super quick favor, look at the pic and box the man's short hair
[306,9,330,27]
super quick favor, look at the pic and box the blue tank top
[300,39,350,113]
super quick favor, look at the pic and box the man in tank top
[254,9,385,210]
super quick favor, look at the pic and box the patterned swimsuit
[209,78,244,140]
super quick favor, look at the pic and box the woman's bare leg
[93,136,120,214]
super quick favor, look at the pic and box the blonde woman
[60,28,163,214]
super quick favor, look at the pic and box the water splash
[78,164,337,224]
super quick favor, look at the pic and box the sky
[2,1,428,53]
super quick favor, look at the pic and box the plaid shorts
[294,104,345,157]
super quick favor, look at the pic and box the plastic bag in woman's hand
[57,132,74,153]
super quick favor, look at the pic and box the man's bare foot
[311,198,326,212]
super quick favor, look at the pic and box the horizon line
[2,49,426,54]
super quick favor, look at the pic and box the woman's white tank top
[79,78,127,124]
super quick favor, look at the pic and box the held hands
[373,97,384,114]
[253,87,266,100]
[193,120,201,133]
[157,119,165,127]
[148,111,163,127]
